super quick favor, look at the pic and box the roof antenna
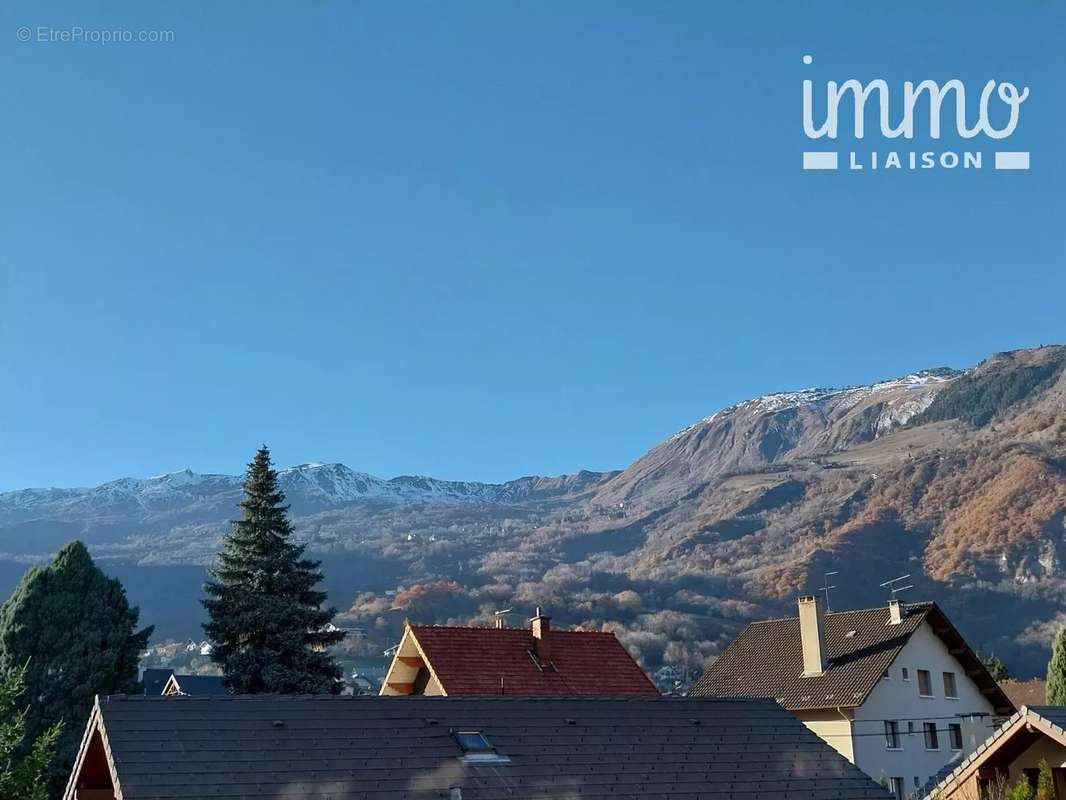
[879,574,913,601]
[492,608,514,629]
[821,571,838,611]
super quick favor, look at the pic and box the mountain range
[2,345,1064,679]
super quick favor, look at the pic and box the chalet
[921,705,1066,798]
[63,694,890,799]
[691,596,1014,798]
[380,609,658,696]
[160,673,226,696]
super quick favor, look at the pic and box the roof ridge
[409,623,616,635]
[746,601,934,624]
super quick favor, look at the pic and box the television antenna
[821,571,839,611]
[492,608,514,629]
[880,574,913,601]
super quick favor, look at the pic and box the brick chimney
[798,595,826,677]
[530,607,551,663]
[888,598,904,625]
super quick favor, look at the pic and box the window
[924,722,939,750]
[917,669,933,697]
[949,723,963,751]
[883,668,891,680]
[454,731,494,754]
[452,730,511,764]
[884,720,901,749]
[907,721,915,735]
[902,667,910,681]
[943,671,958,698]
[889,777,905,800]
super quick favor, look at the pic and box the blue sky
[1,1,1063,490]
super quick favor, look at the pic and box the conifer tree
[0,541,151,794]
[203,446,344,693]
[1035,758,1055,800]
[1046,628,1066,705]
[0,664,61,800]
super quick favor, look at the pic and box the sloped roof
[166,674,227,695]
[921,705,1066,799]
[64,694,889,800]
[690,602,1013,715]
[409,624,659,695]
[1000,679,1046,708]
[139,668,173,696]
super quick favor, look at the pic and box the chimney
[798,595,826,677]
[888,598,904,625]
[530,607,551,663]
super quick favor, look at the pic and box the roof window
[452,730,511,764]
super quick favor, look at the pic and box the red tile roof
[408,624,659,695]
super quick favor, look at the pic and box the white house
[691,597,1014,799]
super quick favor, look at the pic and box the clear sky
[1,1,1063,490]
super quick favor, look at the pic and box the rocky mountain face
[2,345,1064,680]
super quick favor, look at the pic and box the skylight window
[454,731,493,753]
[452,730,511,764]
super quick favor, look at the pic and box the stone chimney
[888,598,904,625]
[530,607,551,663]
[798,595,826,677]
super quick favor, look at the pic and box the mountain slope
[1,345,1064,681]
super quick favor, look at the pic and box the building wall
[1005,736,1066,782]
[851,622,997,796]
[796,708,855,763]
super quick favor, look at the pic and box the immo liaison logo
[801,54,1029,172]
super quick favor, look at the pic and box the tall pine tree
[0,541,151,795]
[204,446,344,693]
[1047,627,1066,705]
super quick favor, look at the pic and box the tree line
[0,446,345,798]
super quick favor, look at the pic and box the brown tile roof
[64,694,890,799]
[409,624,660,695]
[690,602,1014,715]
[999,679,1046,708]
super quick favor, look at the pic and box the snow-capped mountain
[0,462,610,522]
[594,367,964,503]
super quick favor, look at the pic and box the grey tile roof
[140,668,173,696]
[690,602,1013,715]
[66,694,889,799]
[168,674,227,695]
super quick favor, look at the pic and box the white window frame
[917,669,933,697]
[923,722,940,751]
[884,720,901,750]
[943,671,959,699]
[948,723,963,751]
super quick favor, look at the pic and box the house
[691,596,1014,798]
[161,673,227,696]
[138,668,173,696]
[63,694,891,800]
[920,705,1066,799]
[380,609,658,695]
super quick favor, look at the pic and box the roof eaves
[920,603,1015,714]
[62,696,125,800]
